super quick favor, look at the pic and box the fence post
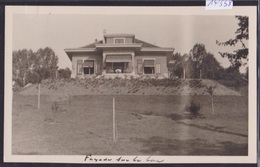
[113,97,116,141]
[38,83,40,109]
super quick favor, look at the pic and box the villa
[64,34,174,78]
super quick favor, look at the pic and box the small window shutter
[156,64,161,74]
[77,60,83,75]
[96,62,100,74]
[156,59,161,74]
[95,62,97,74]
[137,59,143,74]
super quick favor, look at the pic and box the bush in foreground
[184,101,201,117]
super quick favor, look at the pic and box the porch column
[102,53,106,75]
[131,53,135,75]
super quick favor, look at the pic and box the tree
[244,67,248,79]
[13,47,59,86]
[200,52,223,80]
[216,16,248,71]
[183,55,197,79]
[13,47,59,109]
[13,49,35,86]
[189,43,207,79]
[169,52,183,78]
[218,66,247,89]
[206,85,216,115]
[34,47,58,109]
[35,47,59,80]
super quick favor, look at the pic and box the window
[114,38,125,44]
[77,60,83,75]
[83,60,94,75]
[105,55,132,73]
[143,60,155,74]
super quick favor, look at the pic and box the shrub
[91,75,97,79]
[14,78,24,87]
[58,68,71,79]
[26,71,41,85]
[145,75,151,79]
[185,101,201,116]
[216,67,248,89]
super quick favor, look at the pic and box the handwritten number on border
[206,0,233,10]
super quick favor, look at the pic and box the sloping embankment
[18,78,241,97]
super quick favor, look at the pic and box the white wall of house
[71,53,168,78]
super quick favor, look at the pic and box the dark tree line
[168,43,247,89]
[13,47,71,87]
[58,68,72,79]
[169,44,223,80]
[169,16,248,88]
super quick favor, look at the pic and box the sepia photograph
[4,6,257,163]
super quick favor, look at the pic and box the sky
[13,14,245,71]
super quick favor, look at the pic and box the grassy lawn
[12,94,248,155]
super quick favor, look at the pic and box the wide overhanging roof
[64,37,174,61]
[64,48,96,61]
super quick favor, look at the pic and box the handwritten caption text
[84,154,164,163]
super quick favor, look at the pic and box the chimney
[103,29,107,43]
[95,38,98,43]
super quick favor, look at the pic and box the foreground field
[12,94,248,155]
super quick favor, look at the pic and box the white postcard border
[4,6,257,164]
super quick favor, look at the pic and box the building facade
[64,34,174,78]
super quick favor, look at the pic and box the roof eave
[95,44,142,48]
[64,48,97,61]
[104,34,135,38]
[64,48,96,52]
[141,48,174,52]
